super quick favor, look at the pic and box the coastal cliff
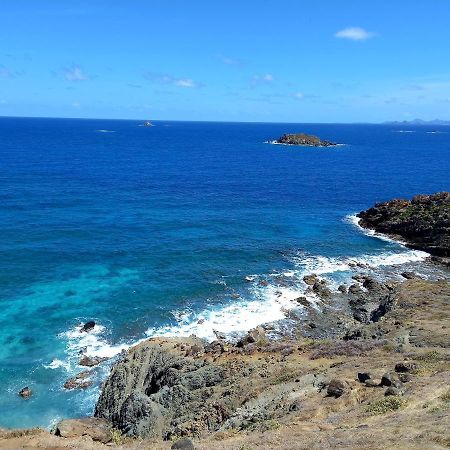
[358,192,450,257]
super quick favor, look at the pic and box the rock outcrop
[95,337,227,439]
[270,133,337,147]
[357,192,450,256]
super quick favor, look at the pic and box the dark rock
[171,438,195,449]
[385,386,404,396]
[236,326,267,347]
[204,340,227,355]
[398,373,413,383]
[64,371,93,390]
[338,284,348,293]
[327,379,349,398]
[18,386,32,398]
[349,284,363,294]
[55,418,112,443]
[80,321,96,333]
[303,274,318,285]
[401,271,418,280]
[357,192,450,257]
[295,296,310,307]
[395,361,418,373]
[312,280,332,298]
[143,121,153,127]
[380,372,400,387]
[357,372,372,383]
[79,355,108,367]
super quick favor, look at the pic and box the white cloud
[145,72,202,88]
[174,78,198,88]
[292,92,304,100]
[252,73,274,85]
[334,27,376,41]
[64,65,90,81]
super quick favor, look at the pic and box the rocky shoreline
[358,192,450,258]
[2,194,450,449]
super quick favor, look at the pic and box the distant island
[269,133,337,147]
[384,118,450,126]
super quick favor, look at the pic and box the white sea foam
[43,358,71,371]
[96,129,116,133]
[61,323,131,361]
[392,130,416,133]
[145,284,316,341]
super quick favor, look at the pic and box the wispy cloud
[63,65,90,81]
[0,65,15,78]
[334,27,376,41]
[292,92,304,100]
[144,72,203,88]
[219,55,244,66]
[71,101,81,108]
[251,73,274,86]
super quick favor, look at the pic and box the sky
[1,0,450,123]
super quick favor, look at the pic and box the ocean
[0,117,449,428]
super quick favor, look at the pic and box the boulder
[327,379,349,398]
[64,371,93,390]
[55,418,112,443]
[79,355,108,367]
[365,379,380,388]
[338,284,348,293]
[357,372,372,383]
[312,280,332,298]
[380,372,398,387]
[385,386,404,396]
[303,274,318,286]
[236,326,267,347]
[80,321,96,333]
[401,271,418,280]
[171,438,195,449]
[395,362,418,373]
[18,387,32,398]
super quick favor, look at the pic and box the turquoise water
[0,118,449,428]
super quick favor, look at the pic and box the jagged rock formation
[271,133,337,147]
[358,192,450,256]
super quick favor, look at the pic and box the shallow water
[0,118,449,428]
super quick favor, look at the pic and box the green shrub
[366,397,407,415]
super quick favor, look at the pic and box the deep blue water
[0,117,449,428]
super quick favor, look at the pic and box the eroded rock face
[54,418,112,443]
[95,338,225,439]
[357,192,450,256]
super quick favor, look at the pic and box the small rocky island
[358,192,450,257]
[143,121,153,127]
[270,133,337,147]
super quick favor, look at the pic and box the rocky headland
[358,192,450,258]
[270,133,337,147]
[2,194,450,449]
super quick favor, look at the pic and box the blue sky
[1,0,450,122]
